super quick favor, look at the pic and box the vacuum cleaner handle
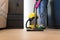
[26,19,31,28]
[33,0,41,12]
[33,0,42,28]
[35,0,41,9]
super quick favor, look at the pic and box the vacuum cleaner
[25,0,47,31]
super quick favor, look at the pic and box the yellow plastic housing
[28,24,39,29]
[28,12,36,18]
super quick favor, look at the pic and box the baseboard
[47,26,55,29]
[54,25,60,29]
[47,25,60,29]
[0,27,7,30]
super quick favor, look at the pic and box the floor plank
[0,29,60,40]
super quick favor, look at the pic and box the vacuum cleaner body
[26,0,47,31]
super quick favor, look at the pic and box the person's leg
[39,0,48,27]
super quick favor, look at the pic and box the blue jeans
[39,0,48,26]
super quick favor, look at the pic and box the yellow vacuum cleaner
[26,0,45,31]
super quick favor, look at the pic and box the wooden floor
[0,29,60,40]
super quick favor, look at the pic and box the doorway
[7,0,23,29]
